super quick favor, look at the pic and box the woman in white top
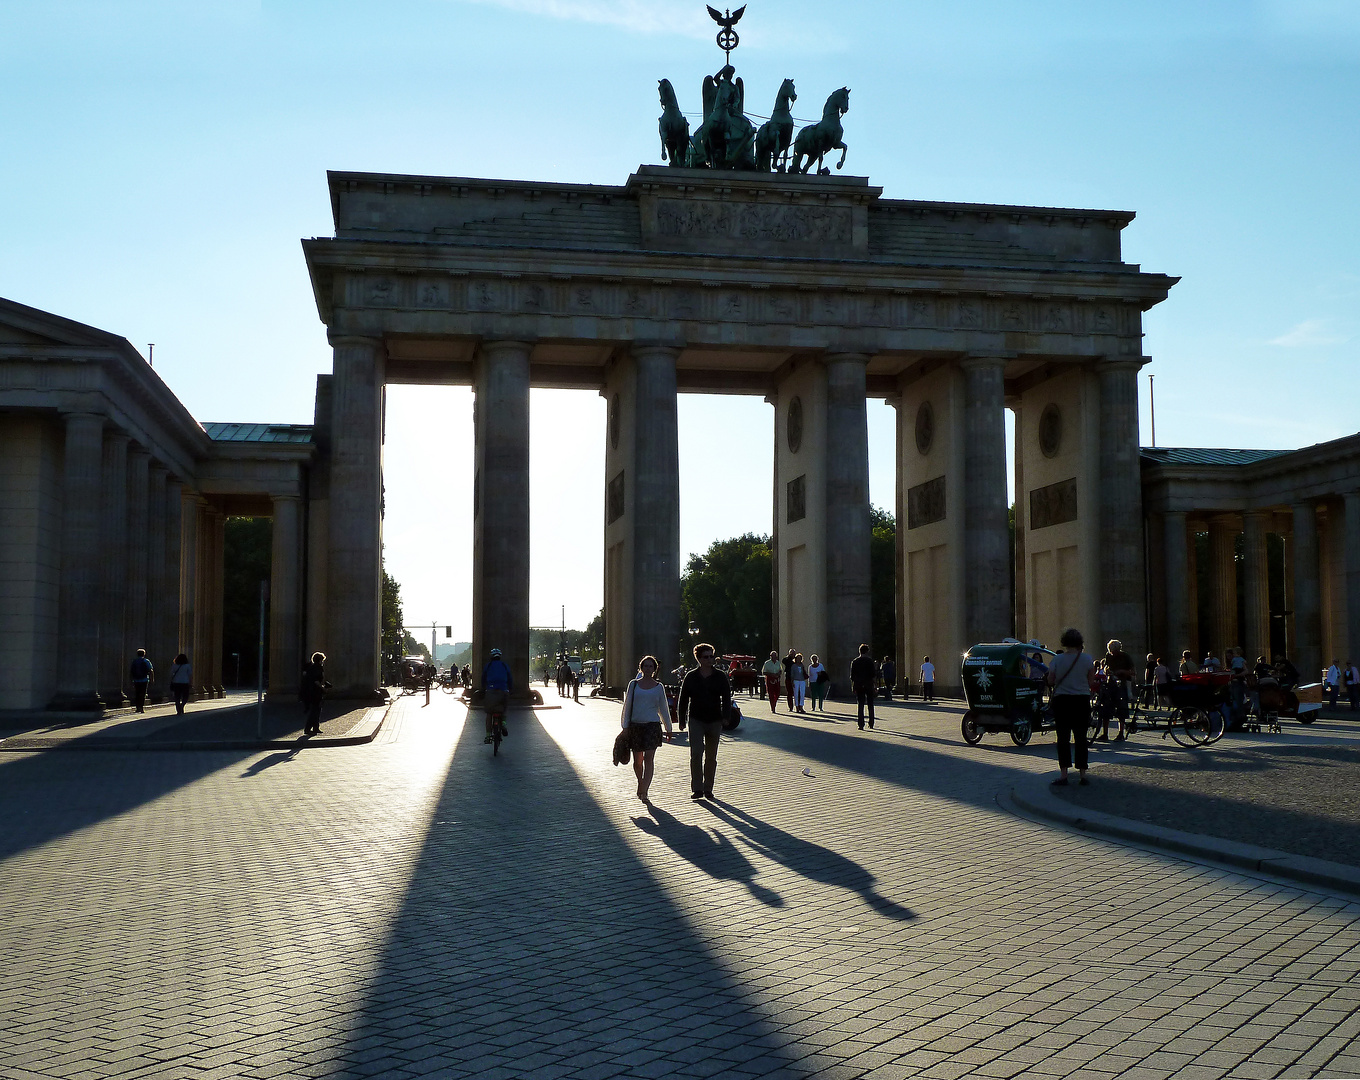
[169,653,193,716]
[806,655,827,711]
[620,655,673,804]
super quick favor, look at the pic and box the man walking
[881,656,896,702]
[129,649,153,713]
[782,649,797,710]
[677,643,732,801]
[761,651,783,711]
[919,655,935,702]
[851,644,877,730]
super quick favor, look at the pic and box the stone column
[52,412,105,710]
[125,449,151,659]
[205,507,226,695]
[162,479,183,678]
[97,431,130,706]
[1207,514,1238,658]
[1012,403,1026,639]
[179,492,201,682]
[1186,520,1200,660]
[1162,511,1191,662]
[145,466,168,701]
[472,340,532,696]
[1242,510,1272,663]
[960,356,1010,645]
[269,494,303,697]
[824,354,872,695]
[1098,361,1145,652]
[1292,502,1322,678]
[326,336,385,697]
[605,345,681,682]
[1345,493,1360,662]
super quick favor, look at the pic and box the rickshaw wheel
[1010,719,1033,746]
[1298,712,1316,725]
[961,712,984,745]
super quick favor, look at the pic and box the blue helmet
[489,648,502,658]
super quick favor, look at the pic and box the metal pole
[1149,373,1156,448]
[256,580,266,739]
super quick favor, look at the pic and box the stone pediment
[0,296,127,350]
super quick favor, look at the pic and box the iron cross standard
[707,4,745,63]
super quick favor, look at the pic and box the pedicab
[960,641,1057,747]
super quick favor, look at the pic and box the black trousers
[171,684,190,714]
[1052,694,1089,771]
[854,683,875,725]
[305,698,323,732]
[132,683,148,712]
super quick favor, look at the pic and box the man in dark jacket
[677,643,732,800]
[129,649,153,713]
[851,643,877,730]
[881,656,897,702]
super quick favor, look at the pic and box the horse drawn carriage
[724,655,762,697]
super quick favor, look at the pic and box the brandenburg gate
[301,165,1176,697]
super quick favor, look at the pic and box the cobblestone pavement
[2,693,1359,1080]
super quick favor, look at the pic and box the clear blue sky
[3,1,1357,638]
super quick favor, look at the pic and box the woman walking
[168,653,193,716]
[301,652,331,736]
[807,654,828,711]
[1047,627,1098,786]
[791,652,808,713]
[621,655,673,804]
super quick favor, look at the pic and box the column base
[48,692,105,712]
[99,689,128,708]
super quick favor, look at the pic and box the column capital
[823,351,871,366]
[629,340,684,356]
[327,332,383,350]
[59,409,104,424]
[270,493,303,506]
[958,353,1011,371]
[478,338,533,357]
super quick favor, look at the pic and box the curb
[0,703,390,753]
[1005,776,1360,898]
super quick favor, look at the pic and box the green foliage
[681,533,772,658]
[381,568,404,684]
[870,506,896,661]
[221,517,272,687]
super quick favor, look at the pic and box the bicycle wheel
[1175,708,1220,746]
[1203,707,1227,744]
[492,716,502,755]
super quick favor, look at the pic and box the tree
[681,533,772,657]
[381,568,404,684]
[870,506,896,661]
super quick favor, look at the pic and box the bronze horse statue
[657,79,690,168]
[755,78,797,173]
[791,86,850,175]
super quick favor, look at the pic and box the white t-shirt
[1051,651,1095,697]
[622,680,672,733]
[920,662,935,682]
[1325,665,1341,686]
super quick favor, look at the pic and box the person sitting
[1179,650,1200,676]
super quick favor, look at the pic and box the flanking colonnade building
[3,166,1357,711]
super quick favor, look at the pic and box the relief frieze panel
[654,198,853,245]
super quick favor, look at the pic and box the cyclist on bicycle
[482,648,512,744]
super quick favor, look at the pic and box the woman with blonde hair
[620,655,673,804]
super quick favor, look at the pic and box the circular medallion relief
[608,393,621,450]
[787,396,804,454]
[1039,403,1063,458]
[914,401,935,455]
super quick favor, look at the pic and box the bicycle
[479,689,509,755]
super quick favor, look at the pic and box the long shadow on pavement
[336,709,817,1079]
[0,738,253,863]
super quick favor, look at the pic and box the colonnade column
[52,411,106,709]
[472,340,531,696]
[269,495,303,696]
[1345,493,1360,662]
[1207,514,1239,657]
[1098,360,1145,652]
[126,449,151,660]
[824,354,872,693]
[1242,510,1271,662]
[960,356,1009,645]
[633,346,681,669]
[98,431,130,706]
[1162,511,1191,661]
[206,507,225,695]
[1292,502,1322,678]
[179,492,201,683]
[326,335,385,697]
[145,466,168,701]
[162,479,183,680]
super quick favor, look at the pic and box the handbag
[613,681,636,765]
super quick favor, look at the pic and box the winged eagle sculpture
[707,5,745,61]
